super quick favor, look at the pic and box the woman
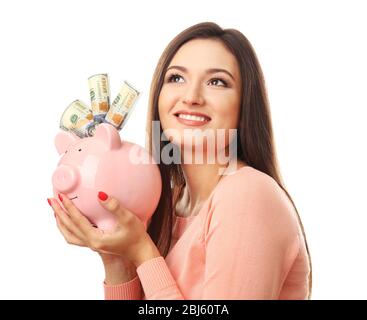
[48,22,312,300]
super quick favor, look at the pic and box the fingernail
[47,198,52,206]
[58,194,63,202]
[98,191,108,201]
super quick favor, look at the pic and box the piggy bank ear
[55,131,80,155]
[94,123,122,150]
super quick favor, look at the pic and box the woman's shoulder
[213,165,280,202]
[211,165,299,227]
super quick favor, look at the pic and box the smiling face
[158,38,242,158]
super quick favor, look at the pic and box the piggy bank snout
[52,165,79,193]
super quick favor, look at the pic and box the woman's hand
[47,191,161,267]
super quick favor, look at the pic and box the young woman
[48,22,312,300]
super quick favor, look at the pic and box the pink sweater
[104,166,310,299]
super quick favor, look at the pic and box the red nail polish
[98,191,108,201]
[47,198,52,206]
[58,194,63,201]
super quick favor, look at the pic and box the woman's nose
[182,83,204,106]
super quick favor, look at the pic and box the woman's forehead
[169,39,239,74]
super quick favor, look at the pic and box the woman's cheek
[218,96,241,127]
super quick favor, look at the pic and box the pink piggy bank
[52,123,162,232]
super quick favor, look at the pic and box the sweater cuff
[136,256,176,299]
[104,276,142,300]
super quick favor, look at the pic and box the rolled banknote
[88,73,110,123]
[105,81,140,130]
[60,100,98,138]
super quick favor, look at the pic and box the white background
[0,0,366,299]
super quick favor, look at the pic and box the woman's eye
[167,74,184,83]
[208,78,228,87]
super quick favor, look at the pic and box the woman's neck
[178,159,246,216]
[181,163,223,212]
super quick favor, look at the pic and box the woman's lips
[174,114,211,127]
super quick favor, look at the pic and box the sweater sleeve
[103,276,142,300]
[136,256,184,299]
[202,171,300,299]
[103,255,185,299]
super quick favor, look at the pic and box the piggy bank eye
[78,148,82,152]
[65,150,68,154]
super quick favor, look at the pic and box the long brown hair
[145,22,312,299]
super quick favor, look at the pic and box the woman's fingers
[49,197,87,241]
[54,214,86,247]
[97,191,135,226]
[58,193,97,238]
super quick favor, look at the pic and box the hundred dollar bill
[88,73,110,123]
[105,81,140,129]
[60,100,98,138]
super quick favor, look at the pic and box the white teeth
[177,113,209,122]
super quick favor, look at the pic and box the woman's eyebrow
[166,65,235,81]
